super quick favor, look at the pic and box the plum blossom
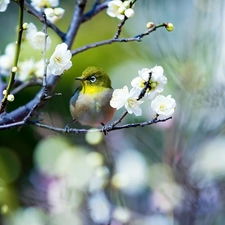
[26,23,51,51]
[151,95,176,117]
[131,66,167,99]
[107,0,134,20]
[31,0,58,11]
[88,192,111,224]
[0,0,10,12]
[48,43,72,76]
[44,7,65,24]
[110,86,143,116]
[0,42,15,75]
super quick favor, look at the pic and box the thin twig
[0,0,24,113]
[72,23,166,56]
[42,11,48,88]
[11,80,42,95]
[82,0,110,22]
[114,0,137,39]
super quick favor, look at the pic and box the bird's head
[75,67,112,93]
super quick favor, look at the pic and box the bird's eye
[89,76,96,83]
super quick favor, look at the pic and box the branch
[72,23,167,55]
[0,115,172,133]
[82,0,110,22]
[11,80,42,95]
[64,0,88,47]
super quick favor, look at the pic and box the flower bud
[165,23,174,32]
[146,22,155,29]
[7,94,15,102]
[11,66,17,73]
[124,8,134,18]
[3,90,7,95]
[22,22,29,30]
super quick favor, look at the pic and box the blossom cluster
[110,66,176,117]
[0,21,72,81]
[107,0,135,20]
[31,0,65,24]
[0,0,64,23]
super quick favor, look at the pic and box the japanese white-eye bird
[69,66,115,127]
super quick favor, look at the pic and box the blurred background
[1,0,225,224]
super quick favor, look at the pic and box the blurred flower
[89,166,109,193]
[107,0,134,20]
[131,66,167,99]
[151,182,183,213]
[151,95,176,117]
[0,42,15,75]
[47,179,83,213]
[34,58,51,78]
[85,129,103,145]
[48,43,72,76]
[144,215,175,225]
[8,207,47,225]
[113,206,131,223]
[88,192,111,224]
[0,0,10,12]
[110,86,143,116]
[31,0,59,11]
[191,137,225,181]
[112,149,148,195]
[18,58,50,81]
[44,7,65,23]
[26,23,51,51]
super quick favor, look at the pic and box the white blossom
[0,42,15,75]
[107,0,126,20]
[18,58,36,81]
[48,43,72,76]
[26,23,51,51]
[88,192,111,224]
[107,0,134,20]
[151,95,176,117]
[0,0,10,12]
[131,66,167,99]
[110,86,143,116]
[31,0,58,11]
[34,59,51,78]
[124,8,134,18]
[44,7,65,24]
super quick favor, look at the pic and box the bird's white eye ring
[89,76,96,83]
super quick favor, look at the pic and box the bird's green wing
[70,85,82,106]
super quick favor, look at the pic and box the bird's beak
[75,76,84,81]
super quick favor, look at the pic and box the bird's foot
[101,123,108,135]
[63,124,70,134]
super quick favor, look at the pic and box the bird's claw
[101,123,108,135]
[63,124,70,134]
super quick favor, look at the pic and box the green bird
[69,66,115,127]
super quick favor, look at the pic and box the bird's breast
[70,88,115,127]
